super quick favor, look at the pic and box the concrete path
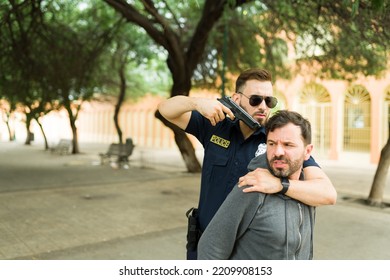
[0,141,389,260]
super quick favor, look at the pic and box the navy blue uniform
[186,111,266,231]
[185,111,318,258]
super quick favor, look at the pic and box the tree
[368,122,390,207]
[0,0,116,151]
[98,21,163,144]
[103,0,252,172]
[0,0,55,146]
[1,0,124,153]
[352,0,389,207]
[41,1,123,153]
[0,99,16,141]
[103,0,388,172]
[0,0,168,152]
[2,0,388,203]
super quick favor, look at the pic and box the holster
[186,207,202,251]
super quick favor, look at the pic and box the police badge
[255,143,267,157]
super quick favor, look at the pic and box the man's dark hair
[265,110,312,145]
[235,68,272,93]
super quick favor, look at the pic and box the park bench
[51,139,72,155]
[99,138,135,168]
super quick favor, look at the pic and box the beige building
[74,71,390,164]
[1,73,389,165]
[274,73,390,164]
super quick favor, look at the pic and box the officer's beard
[239,101,267,126]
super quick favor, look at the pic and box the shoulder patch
[210,135,230,148]
[255,143,267,157]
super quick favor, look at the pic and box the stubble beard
[239,101,267,126]
[269,156,304,178]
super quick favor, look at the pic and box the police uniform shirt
[185,111,267,232]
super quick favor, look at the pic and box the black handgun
[218,96,261,130]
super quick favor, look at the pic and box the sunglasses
[239,92,278,108]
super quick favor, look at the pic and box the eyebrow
[267,139,297,145]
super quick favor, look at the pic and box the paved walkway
[0,141,389,260]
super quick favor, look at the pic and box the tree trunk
[367,134,390,207]
[35,117,49,150]
[64,104,80,154]
[6,122,14,141]
[155,110,201,173]
[24,113,33,145]
[114,64,126,144]
[367,119,390,207]
[70,118,79,154]
[1,111,14,141]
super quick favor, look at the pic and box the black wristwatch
[278,177,290,194]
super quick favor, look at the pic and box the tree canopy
[1,0,389,203]
[0,0,169,150]
[105,0,389,94]
[103,0,389,173]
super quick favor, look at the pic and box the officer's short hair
[235,68,272,93]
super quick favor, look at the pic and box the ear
[232,92,241,103]
[304,144,314,160]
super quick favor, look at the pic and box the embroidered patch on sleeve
[210,135,230,148]
[255,143,267,157]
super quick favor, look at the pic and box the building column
[323,81,347,161]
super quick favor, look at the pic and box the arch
[300,82,331,104]
[343,84,371,152]
[345,85,371,104]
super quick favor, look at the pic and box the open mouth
[272,160,287,169]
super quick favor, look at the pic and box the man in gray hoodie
[198,110,317,260]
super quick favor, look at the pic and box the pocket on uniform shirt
[209,151,229,166]
[207,152,229,183]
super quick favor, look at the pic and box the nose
[258,98,267,109]
[274,143,285,156]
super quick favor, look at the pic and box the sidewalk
[0,141,389,260]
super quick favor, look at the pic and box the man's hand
[196,98,235,126]
[238,168,282,193]
[158,96,235,129]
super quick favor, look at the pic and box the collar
[231,119,266,143]
[232,118,266,135]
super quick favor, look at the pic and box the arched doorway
[299,82,331,157]
[344,85,371,152]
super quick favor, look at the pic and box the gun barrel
[218,96,260,130]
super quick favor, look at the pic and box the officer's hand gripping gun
[218,96,261,130]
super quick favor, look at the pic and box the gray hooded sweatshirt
[197,154,315,260]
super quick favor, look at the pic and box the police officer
[158,68,337,259]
